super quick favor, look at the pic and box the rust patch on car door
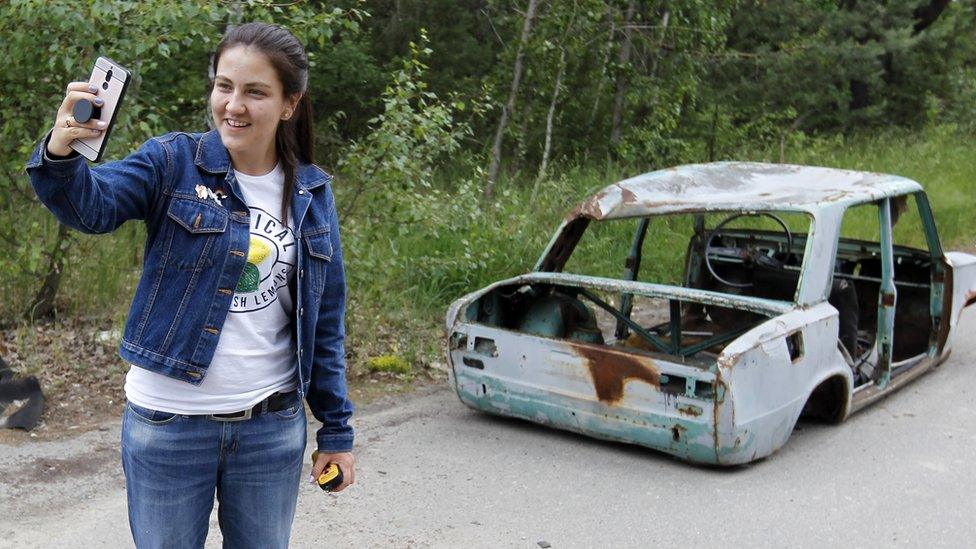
[573,345,660,404]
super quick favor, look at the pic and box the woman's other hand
[47,82,107,157]
[312,451,355,492]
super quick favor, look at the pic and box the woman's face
[211,46,297,170]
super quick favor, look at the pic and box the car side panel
[447,325,723,464]
[717,303,852,464]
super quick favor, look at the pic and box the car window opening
[463,204,942,384]
[840,195,942,388]
[466,211,812,364]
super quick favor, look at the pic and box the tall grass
[9,125,976,369]
[744,124,976,249]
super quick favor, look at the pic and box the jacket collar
[194,129,332,190]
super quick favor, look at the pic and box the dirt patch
[0,317,447,443]
[0,318,128,442]
[0,443,118,485]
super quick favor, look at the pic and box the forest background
[2,0,975,410]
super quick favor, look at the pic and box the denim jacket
[26,130,353,453]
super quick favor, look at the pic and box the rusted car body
[445,163,976,465]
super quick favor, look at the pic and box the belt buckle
[208,408,253,422]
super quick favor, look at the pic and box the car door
[875,192,952,388]
[873,197,896,387]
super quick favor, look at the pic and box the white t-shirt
[125,163,298,414]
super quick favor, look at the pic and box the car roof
[572,161,923,220]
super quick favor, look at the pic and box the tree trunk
[485,0,540,199]
[707,103,718,162]
[913,0,950,34]
[634,9,670,127]
[849,79,869,112]
[24,223,71,320]
[588,4,616,124]
[535,46,567,187]
[647,10,669,83]
[510,100,533,176]
[584,4,616,161]
[609,0,637,154]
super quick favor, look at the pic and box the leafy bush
[0,0,363,322]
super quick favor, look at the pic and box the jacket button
[298,189,305,195]
[299,270,304,279]
[299,307,304,317]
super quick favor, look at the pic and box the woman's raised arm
[25,82,169,234]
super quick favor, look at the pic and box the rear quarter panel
[717,302,852,464]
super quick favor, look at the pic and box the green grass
[744,124,976,249]
[6,125,976,373]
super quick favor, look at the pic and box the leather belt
[207,390,298,422]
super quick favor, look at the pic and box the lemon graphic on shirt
[236,237,271,293]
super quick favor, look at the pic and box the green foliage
[758,125,976,251]
[366,354,411,374]
[5,0,976,375]
[336,29,483,309]
[0,0,364,321]
[365,0,503,104]
[338,29,474,209]
[712,0,967,139]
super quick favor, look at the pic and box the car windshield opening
[561,211,812,303]
[463,211,812,362]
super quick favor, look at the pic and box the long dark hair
[213,22,314,224]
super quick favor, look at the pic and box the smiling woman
[25,22,354,549]
[210,24,315,225]
[212,49,294,171]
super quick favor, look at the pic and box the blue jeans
[121,398,307,548]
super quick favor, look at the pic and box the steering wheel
[704,213,794,288]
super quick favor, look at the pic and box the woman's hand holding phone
[47,82,107,157]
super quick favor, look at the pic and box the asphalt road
[1,312,974,548]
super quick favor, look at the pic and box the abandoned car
[445,162,976,465]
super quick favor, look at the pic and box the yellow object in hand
[311,450,344,492]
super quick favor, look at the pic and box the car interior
[463,201,939,383]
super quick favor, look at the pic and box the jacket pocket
[167,195,228,234]
[165,195,228,270]
[303,229,333,261]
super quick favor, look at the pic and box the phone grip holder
[72,99,101,124]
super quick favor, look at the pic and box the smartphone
[69,56,131,162]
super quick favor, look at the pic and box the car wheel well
[800,375,848,423]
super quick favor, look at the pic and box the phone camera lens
[106,69,113,80]
[102,81,109,90]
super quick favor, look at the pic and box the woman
[25,22,354,548]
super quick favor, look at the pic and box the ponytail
[276,93,315,224]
